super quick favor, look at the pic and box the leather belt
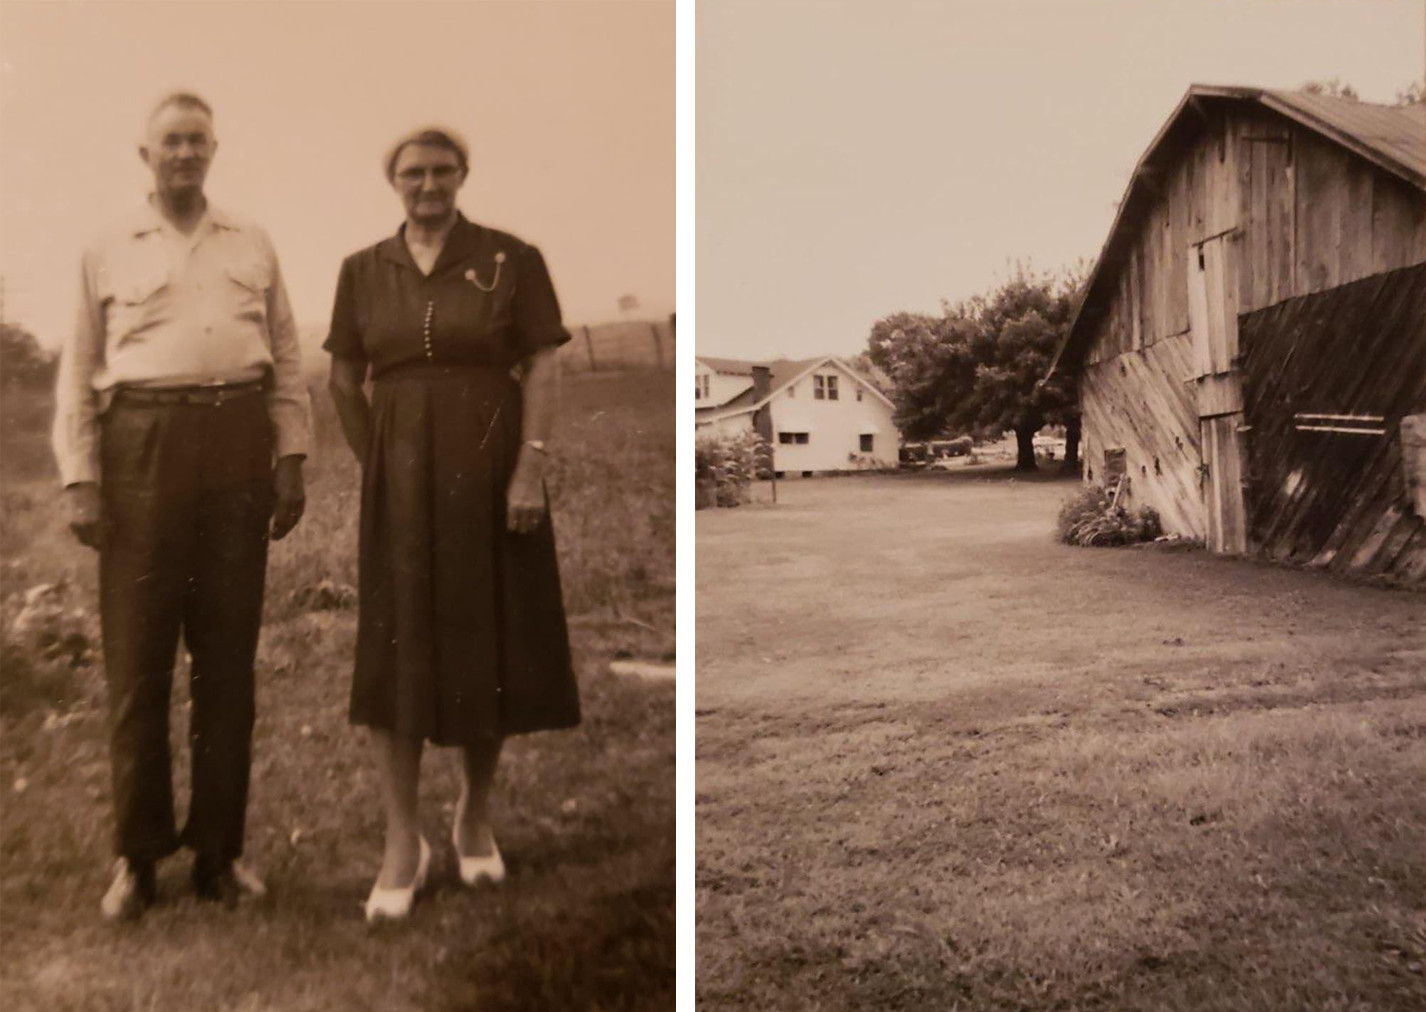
[115,381,266,407]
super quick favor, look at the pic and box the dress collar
[377,212,486,277]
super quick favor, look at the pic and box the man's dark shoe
[101,857,157,922]
[193,855,266,909]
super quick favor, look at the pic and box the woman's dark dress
[324,214,579,744]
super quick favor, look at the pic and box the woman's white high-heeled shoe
[364,835,431,923]
[453,796,506,887]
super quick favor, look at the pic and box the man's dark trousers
[99,389,274,864]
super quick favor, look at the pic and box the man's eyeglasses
[396,165,462,185]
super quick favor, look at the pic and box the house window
[860,434,874,452]
[827,375,839,400]
[778,432,809,444]
[813,375,826,400]
[695,375,709,399]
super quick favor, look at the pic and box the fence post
[583,325,597,371]
[649,323,663,368]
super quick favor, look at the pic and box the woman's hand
[506,447,548,534]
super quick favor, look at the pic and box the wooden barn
[1050,85,1426,583]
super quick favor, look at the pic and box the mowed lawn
[697,470,1425,1012]
[0,368,674,1012]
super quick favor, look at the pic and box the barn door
[1187,231,1248,554]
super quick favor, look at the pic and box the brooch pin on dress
[465,251,506,292]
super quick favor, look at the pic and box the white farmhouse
[694,356,900,474]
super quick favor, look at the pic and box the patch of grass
[1,368,673,1011]
[697,475,1425,1012]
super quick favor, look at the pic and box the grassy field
[0,367,673,1012]
[697,469,1426,1011]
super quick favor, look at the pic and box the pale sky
[0,0,673,349]
[697,0,1425,361]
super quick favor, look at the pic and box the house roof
[1048,85,1426,376]
[697,356,896,422]
[695,355,755,376]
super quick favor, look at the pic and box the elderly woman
[324,127,580,922]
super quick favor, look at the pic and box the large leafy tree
[869,265,1082,471]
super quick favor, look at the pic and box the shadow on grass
[433,875,675,1012]
[900,461,1084,485]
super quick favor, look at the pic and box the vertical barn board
[1188,135,1207,241]
[1371,170,1426,273]
[1269,134,1295,305]
[1209,234,1241,369]
[1284,133,1298,298]
[1340,156,1375,285]
[1201,415,1248,553]
[1295,132,1348,294]
[1187,243,1211,377]
[1167,157,1189,336]
[1234,112,1258,311]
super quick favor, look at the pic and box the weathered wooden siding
[1241,264,1426,584]
[1085,104,1425,368]
[1081,333,1205,539]
[1080,98,1426,553]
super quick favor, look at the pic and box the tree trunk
[1061,417,1081,474]
[1014,426,1038,471]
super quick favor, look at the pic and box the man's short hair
[385,127,469,182]
[148,91,214,127]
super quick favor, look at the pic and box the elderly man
[52,92,311,920]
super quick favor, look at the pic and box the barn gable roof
[1049,85,1426,376]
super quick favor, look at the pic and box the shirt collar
[128,196,240,237]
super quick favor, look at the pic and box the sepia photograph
[0,2,673,1010]
[696,1,1424,1009]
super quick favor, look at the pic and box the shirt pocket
[225,261,272,325]
[101,260,172,347]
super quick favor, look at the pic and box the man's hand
[65,482,105,549]
[271,455,306,541]
[506,448,548,535]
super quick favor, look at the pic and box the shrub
[695,429,766,508]
[1,325,57,390]
[1057,485,1163,547]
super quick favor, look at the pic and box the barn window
[827,376,839,400]
[860,434,874,452]
[779,432,809,445]
[813,375,826,400]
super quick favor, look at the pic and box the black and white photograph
[696,1,1424,1009]
[0,2,673,1010]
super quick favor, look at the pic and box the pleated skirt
[349,363,580,744]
